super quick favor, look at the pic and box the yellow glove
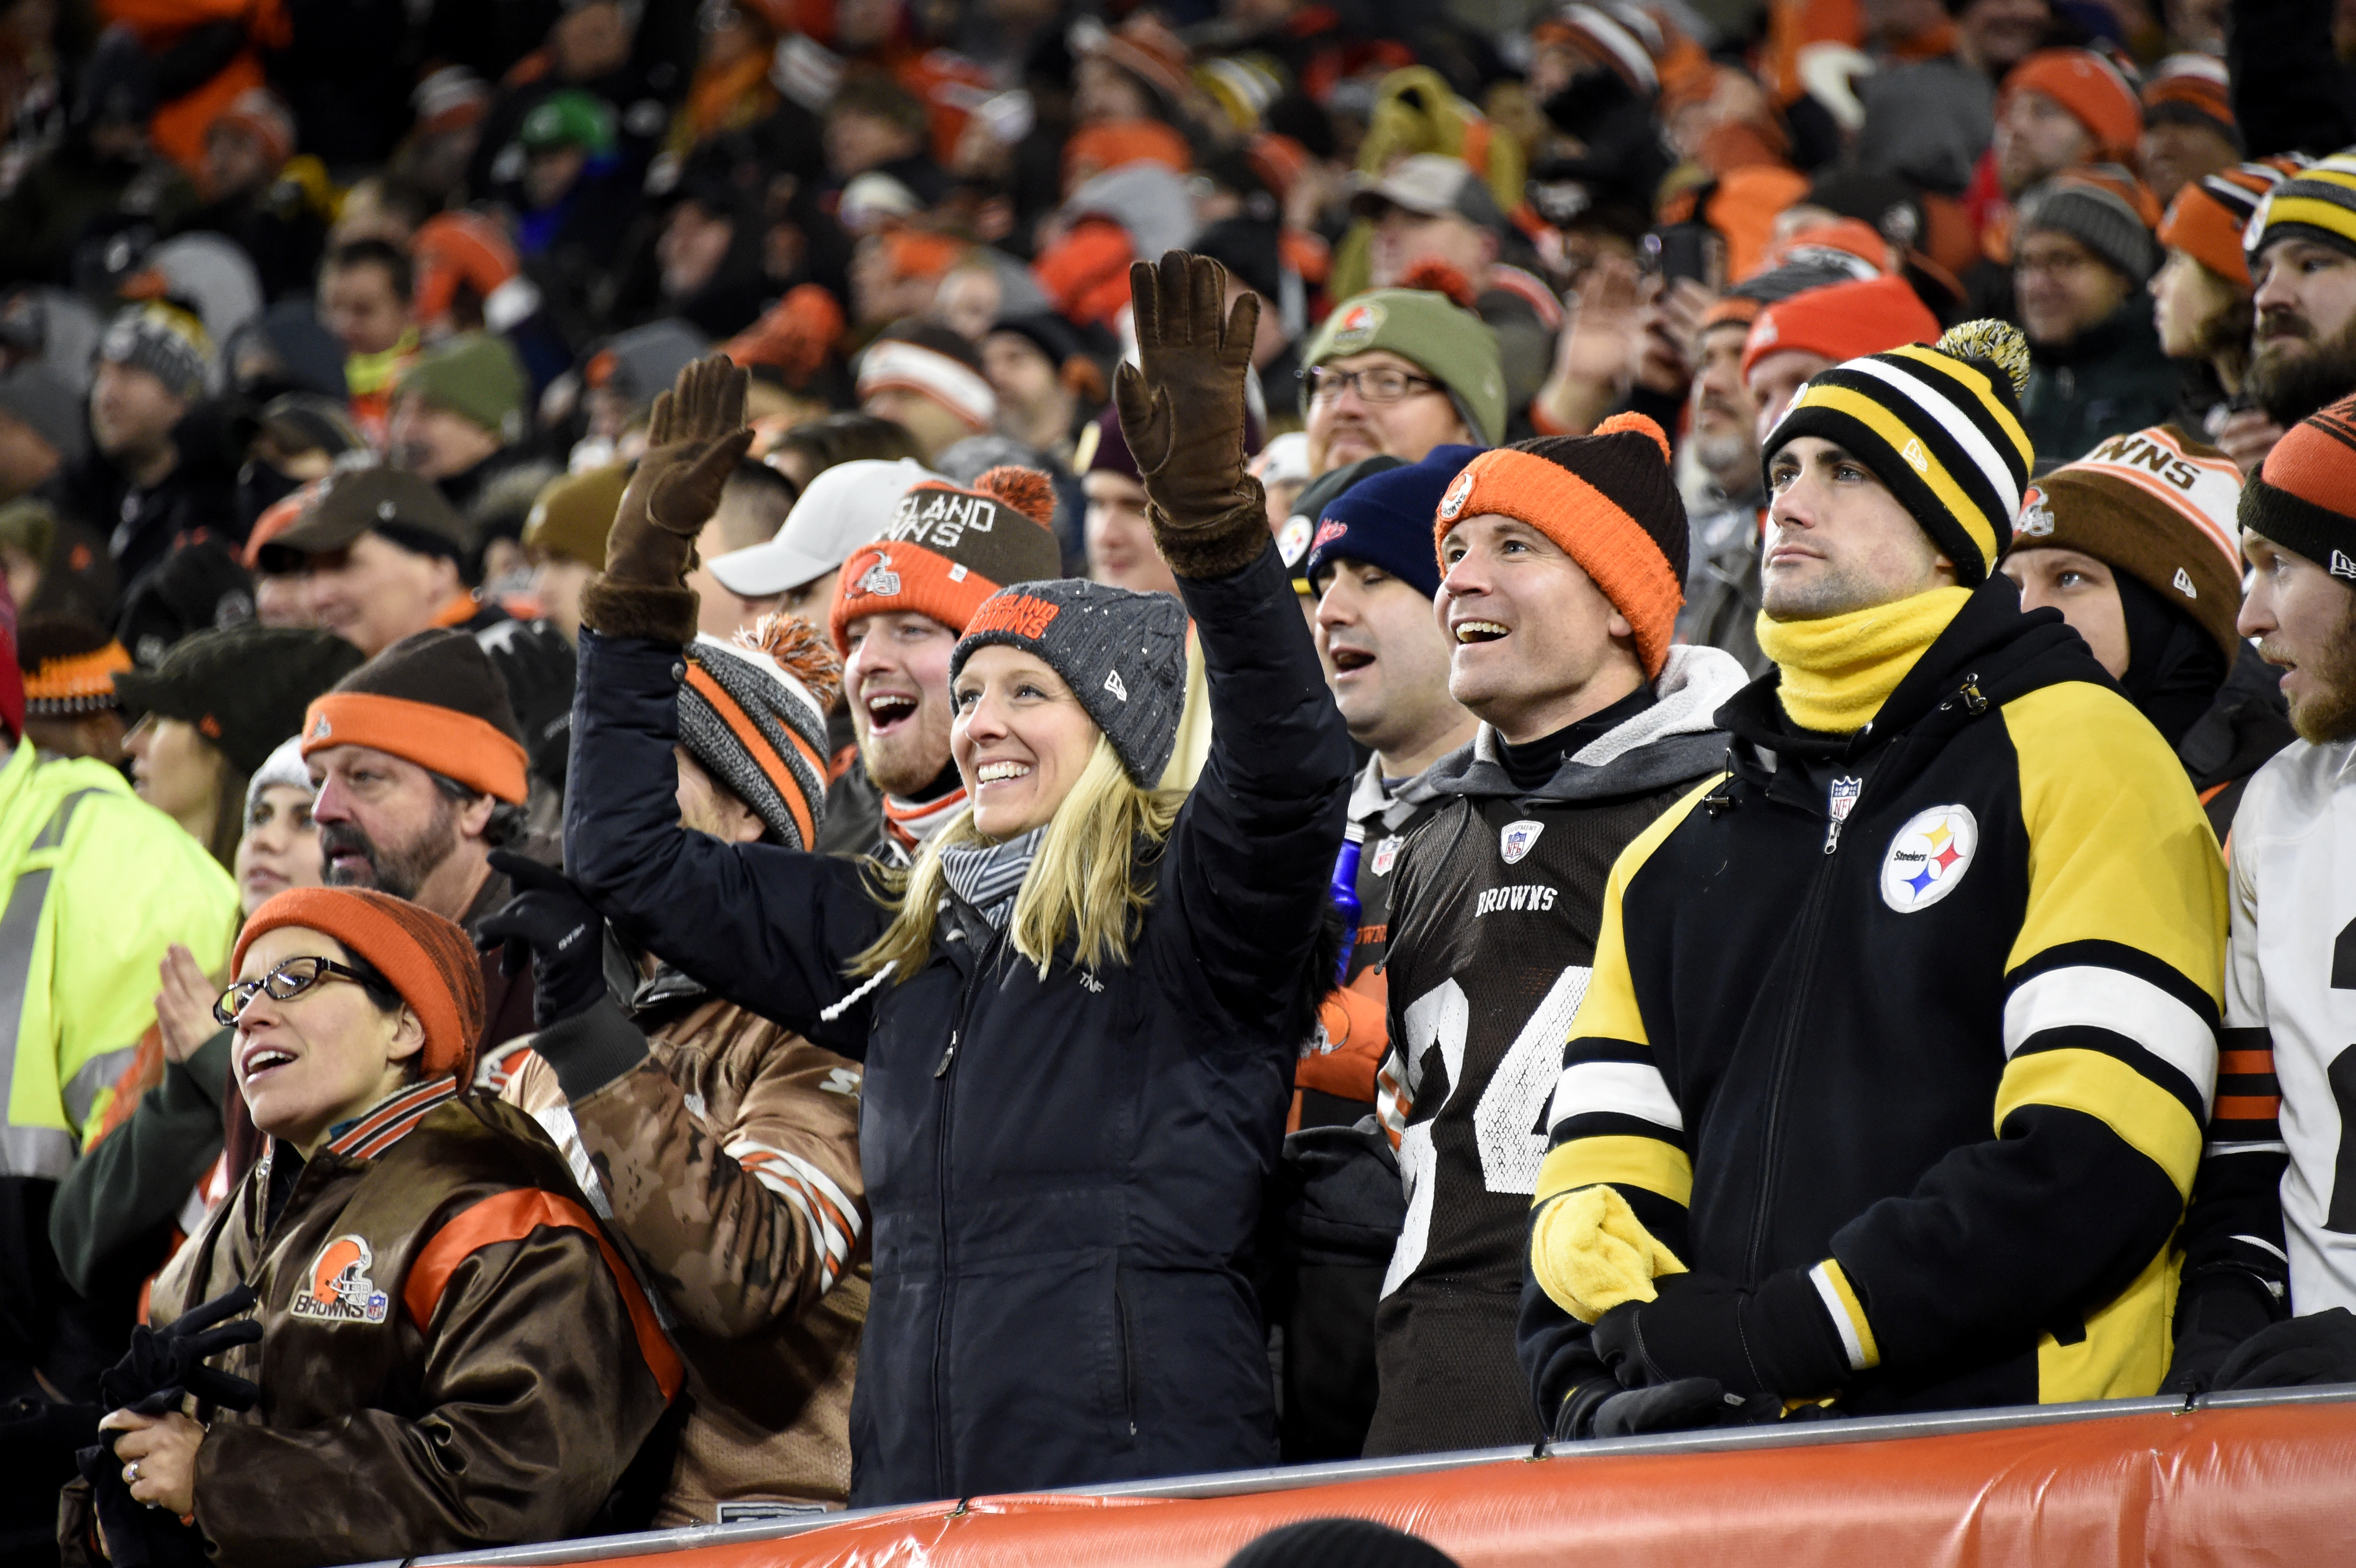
[1530,1184,1688,1324]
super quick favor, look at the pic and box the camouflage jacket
[504,969,867,1524]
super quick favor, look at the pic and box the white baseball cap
[708,457,941,599]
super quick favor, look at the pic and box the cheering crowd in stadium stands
[0,0,2354,1560]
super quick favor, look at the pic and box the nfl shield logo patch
[1371,834,1403,877]
[1499,819,1543,865]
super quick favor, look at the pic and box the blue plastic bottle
[1331,821,1366,983]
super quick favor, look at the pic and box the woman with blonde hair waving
[545,257,1352,1503]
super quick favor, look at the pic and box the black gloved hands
[98,1285,261,1416]
[1588,1270,1849,1407]
[1113,251,1269,579]
[2161,1267,2285,1396]
[77,1286,259,1568]
[2209,1307,2356,1391]
[476,851,607,1030]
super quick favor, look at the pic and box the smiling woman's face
[230,926,422,1154]
[950,645,1103,838]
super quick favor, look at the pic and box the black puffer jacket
[566,544,1351,1505]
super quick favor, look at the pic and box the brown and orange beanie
[302,628,531,804]
[235,886,486,1081]
[2239,391,2356,585]
[1430,413,1690,678]
[680,615,843,850]
[829,466,1066,653]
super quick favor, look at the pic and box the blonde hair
[853,735,1185,981]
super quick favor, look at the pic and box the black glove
[2161,1267,2284,1396]
[476,851,607,1030]
[98,1285,262,1416]
[75,1286,259,1568]
[1591,1377,1787,1439]
[2211,1307,2356,1391]
[1590,1270,1850,1400]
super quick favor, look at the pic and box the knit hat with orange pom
[829,466,1066,653]
[1432,413,1690,677]
[680,615,844,850]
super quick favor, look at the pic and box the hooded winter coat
[564,542,1352,1505]
[1364,644,1750,1455]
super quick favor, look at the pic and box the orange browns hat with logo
[826,466,1064,653]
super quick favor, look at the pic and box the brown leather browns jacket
[60,1078,680,1568]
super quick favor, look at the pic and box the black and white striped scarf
[937,827,1044,929]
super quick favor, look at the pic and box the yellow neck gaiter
[346,329,419,397]
[1755,586,1973,734]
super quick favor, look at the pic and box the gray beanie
[2018,174,2160,284]
[0,362,87,465]
[950,579,1189,786]
[98,302,215,403]
[244,733,315,830]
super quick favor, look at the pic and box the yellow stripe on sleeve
[1809,1258,1881,1370]
[1998,683,2226,1005]
[1993,1047,2205,1199]
[1535,1136,1694,1209]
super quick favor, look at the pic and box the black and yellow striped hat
[1760,319,2033,586]
[2247,153,2356,262]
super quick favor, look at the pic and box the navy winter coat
[565,544,1352,1505]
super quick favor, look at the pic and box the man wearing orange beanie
[1993,48,2140,201]
[1362,413,1751,1457]
[1741,273,1942,443]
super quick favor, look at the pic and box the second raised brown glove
[1113,251,1269,580]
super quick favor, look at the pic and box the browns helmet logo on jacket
[292,1233,390,1323]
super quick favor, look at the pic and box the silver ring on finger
[124,1461,142,1484]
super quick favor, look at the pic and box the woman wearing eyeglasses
[60,887,681,1568]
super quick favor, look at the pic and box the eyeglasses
[214,957,371,1026]
[1301,366,1443,405]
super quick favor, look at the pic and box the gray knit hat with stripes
[678,617,842,849]
[950,578,1189,786]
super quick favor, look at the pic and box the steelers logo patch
[1880,805,1978,913]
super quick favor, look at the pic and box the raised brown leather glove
[1114,251,1269,579]
[581,354,753,643]
[605,353,754,586]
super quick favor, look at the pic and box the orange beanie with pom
[829,465,1067,653]
[1433,414,1691,677]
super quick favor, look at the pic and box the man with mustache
[2220,159,2356,476]
[2162,392,2356,1395]
[302,627,545,1051]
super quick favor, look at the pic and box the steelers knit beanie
[828,466,1066,653]
[1763,319,2034,588]
[2013,424,2246,660]
[950,578,1190,785]
[2238,390,2356,585]
[678,615,843,849]
[1430,413,1689,677]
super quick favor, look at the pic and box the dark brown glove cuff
[1151,480,1272,581]
[580,574,699,645]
